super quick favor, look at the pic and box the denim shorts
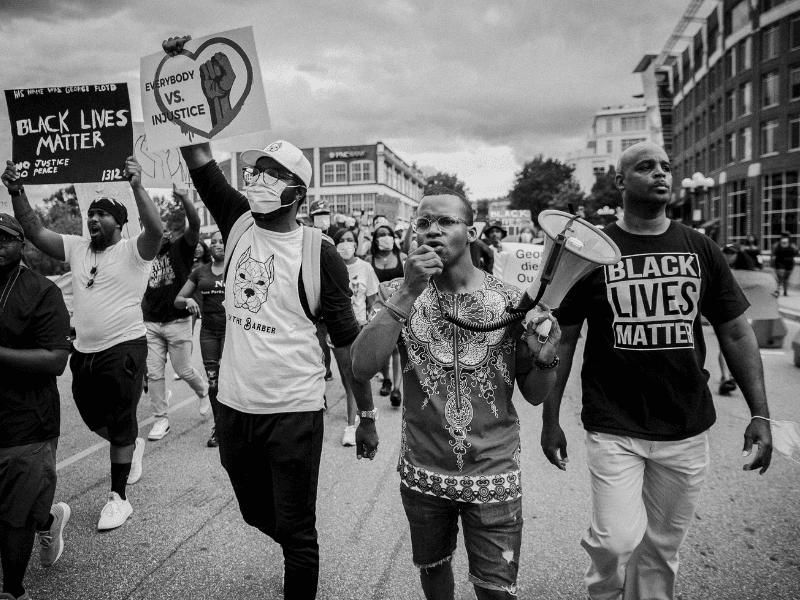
[400,483,523,596]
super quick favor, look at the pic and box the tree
[425,172,469,200]
[152,193,186,232]
[508,156,583,220]
[23,185,81,276]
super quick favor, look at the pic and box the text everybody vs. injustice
[145,69,208,125]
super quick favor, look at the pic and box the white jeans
[145,318,207,418]
[582,430,710,600]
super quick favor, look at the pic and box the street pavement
[14,318,800,600]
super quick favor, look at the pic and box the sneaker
[390,388,402,407]
[380,378,392,396]
[0,592,30,599]
[324,369,334,382]
[207,427,219,448]
[342,425,357,446]
[97,492,132,531]
[719,379,737,395]
[173,373,181,380]
[197,391,211,416]
[38,502,71,567]
[127,437,145,484]
[148,417,170,441]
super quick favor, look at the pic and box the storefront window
[727,180,749,243]
[763,172,800,249]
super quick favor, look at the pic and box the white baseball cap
[240,140,312,188]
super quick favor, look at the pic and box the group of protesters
[0,31,780,600]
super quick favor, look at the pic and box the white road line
[760,350,786,355]
[56,394,196,472]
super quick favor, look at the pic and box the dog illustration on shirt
[233,247,274,314]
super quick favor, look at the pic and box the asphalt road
[13,320,800,600]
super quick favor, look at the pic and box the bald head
[616,141,668,175]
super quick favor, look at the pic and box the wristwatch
[359,409,378,421]
[8,187,24,197]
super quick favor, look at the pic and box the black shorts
[0,438,58,528]
[70,337,147,446]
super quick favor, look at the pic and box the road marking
[56,394,196,472]
[760,350,786,355]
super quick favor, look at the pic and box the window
[726,90,737,121]
[606,140,613,153]
[763,171,800,250]
[792,16,800,50]
[621,115,646,132]
[762,71,779,108]
[761,120,779,155]
[740,127,752,161]
[729,1,750,34]
[605,118,613,133]
[740,36,752,71]
[726,46,737,78]
[349,160,374,183]
[790,115,800,150]
[322,161,347,184]
[727,180,749,243]
[762,25,779,62]
[709,102,717,131]
[727,132,737,162]
[791,66,800,101]
[739,82,752,116]
[708,8,719,55]
[621,138,647,151]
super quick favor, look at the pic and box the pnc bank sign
[328,150,367,159]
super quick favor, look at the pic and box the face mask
[520,232,533,243]
[314,215,331,230]
[245,172,302,215]
[377,236,394,251]
[336,241,356,260]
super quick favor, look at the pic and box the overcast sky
[0,0,688,202]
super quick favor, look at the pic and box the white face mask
[336,241,356,260]
[245,172,301,215]
[520,232,533,244]
[314,215,331,230]
[377,236,394,251]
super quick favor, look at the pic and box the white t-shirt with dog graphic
[218,225,325,413]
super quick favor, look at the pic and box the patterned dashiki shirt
[379,273,535,504]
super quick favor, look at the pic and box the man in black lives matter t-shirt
[542,142,773,600]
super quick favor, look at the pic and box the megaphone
[440,209,621,333]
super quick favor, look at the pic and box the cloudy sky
[0,0,688,202]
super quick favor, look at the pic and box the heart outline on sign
[152,37,254,140]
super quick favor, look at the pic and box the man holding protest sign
[2,155,163,532]
[161,34,376,600]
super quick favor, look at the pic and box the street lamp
[681,171,715,225]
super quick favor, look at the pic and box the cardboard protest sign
[140,26,270,151]
[374,195,399,224]
[74,181,141,240]
[733,270,781,320]
[492,242,545,291]
[4,84,132,185]
[133,122,191,188]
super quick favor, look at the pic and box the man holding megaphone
[543,142,773,600]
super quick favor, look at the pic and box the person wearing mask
[332,227,379,445]
[0,213,71,600]
[310,200,335,381]
[369,224,406,406]
[518,226,536,244]
[482,220,507,253]
[174,230,226,447]
[771,232,798,296]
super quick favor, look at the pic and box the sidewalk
[778,292,800,323]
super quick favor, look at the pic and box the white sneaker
[197,388,211,416]
[148,418,170,441]
[97,492,132,530]
[127,438,145,484]
[173,373,181,380]
[38,502,71,567]
[342,425,357,447]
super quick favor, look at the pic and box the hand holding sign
[124,155,144,188]
[200,53,236,128]
[1,160,23,193]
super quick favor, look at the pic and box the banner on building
[140,26,270,151]
[492,242,545,291]
[4,84,132,185]
[133,121,191,188]
[74,181,141,240]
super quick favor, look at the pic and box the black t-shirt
[556,221,749,441]
[772,242,798,270]
[189,160,360,348]
[189,263,225,332]
[142,235,195,322]
[0,266,71,447]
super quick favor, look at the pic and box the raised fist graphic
[200,52,236,128]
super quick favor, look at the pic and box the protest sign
[133,122,191,188]
[140,26,270,151]
[492,242,545,291]
[375,194,399,225]
[74,181,141,240]
[4,84,132,185]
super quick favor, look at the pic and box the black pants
[217,404,324,600]
[199,326,225,421]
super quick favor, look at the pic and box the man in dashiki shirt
[352,186,562,600]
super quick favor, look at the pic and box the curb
[779,309,800,324]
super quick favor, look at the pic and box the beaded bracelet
[534,355,560,370]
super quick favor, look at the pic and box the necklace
[0,265,23,315]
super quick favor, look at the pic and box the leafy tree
[425,172,469,200]
[152,194,186,232]
[508,156,583,220]
[23,186,80,276]
[588,167,622,210]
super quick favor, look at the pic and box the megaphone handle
[534,318,552,344]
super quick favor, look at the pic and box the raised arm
[2,161,65,260]
[540,321,582,471]
[173,184,200,247]
[715,314,772,474]
[124,156,162,261]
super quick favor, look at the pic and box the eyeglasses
[412,216,468,232]
[86,266,98,289]
[242,166,295,185]
[0,236,22,247]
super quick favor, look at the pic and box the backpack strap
[301,225,323,318]
[223,212,255,281]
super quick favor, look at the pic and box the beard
[89,230,113,251]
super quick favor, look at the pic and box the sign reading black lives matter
[4,84,132,185]
[140,26,270,152]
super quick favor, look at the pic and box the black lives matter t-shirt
[141,235,195,323]
[557,221,749,441]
